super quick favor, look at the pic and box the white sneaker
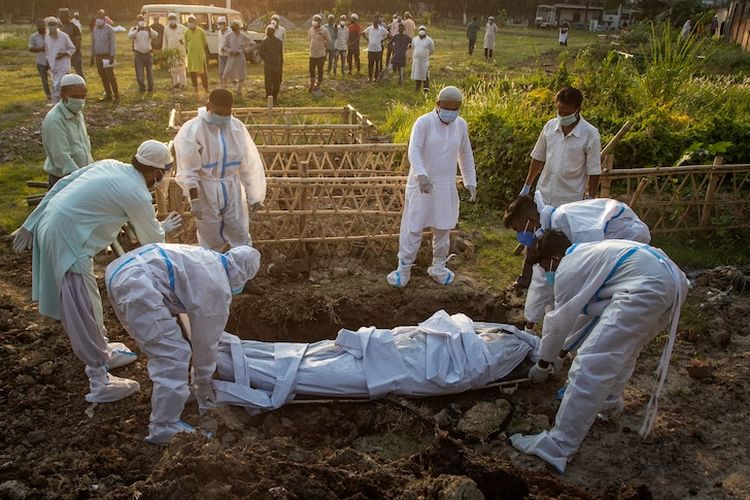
[427,258,455,285]
[386,262,412,288]
[107,342,138,369]
[84,366,140,403]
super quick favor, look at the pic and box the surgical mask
[64,97,86,114]
[545,271,556,286]
[96,19,104,28]
[169,20,177,27]
[516,221,536,247]
[558,112,578,127]
[208,112,231,127]
[437,108,459,124]
[340,21,346,27]
[138,21,146,28]
[419,31,426,37]
[312,21,320,28]
[48,25,58,35]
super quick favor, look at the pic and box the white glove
[248,202,261,219]
[12,228,33,253]
[467,185,477,202]
[528,361,554,383]
[195,382,216,412]
[416,174,432,194]
[519,184,531,197]
[160,212,183,234]
[190,199,203,220]
[552,353,567,373]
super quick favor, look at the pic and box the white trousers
[170,64,187,87]
[59,268,109,369]
[109,265,192,434]
[397,226,450,265]
[50,68,68,104]
[195,176,250,251]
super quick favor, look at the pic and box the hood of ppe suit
[223,246,261,291]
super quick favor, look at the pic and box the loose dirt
[1,240,748,499]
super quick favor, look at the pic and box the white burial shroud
[210,310,539,414]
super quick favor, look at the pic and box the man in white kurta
[483,17,497,59]
[510,234,688,473]
[387,86,476,288]
[12,140,182,404]
[220,22,254,97]
[411,26,434,92]
[174,89,267,251]
[44,17,76,104]
[106,243,261,444]
[503,194,651,329]
[163,12,188,88]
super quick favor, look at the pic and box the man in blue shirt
[91,9,119,102]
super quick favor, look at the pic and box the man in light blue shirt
[28,20,50,100]
[91,9,119,102]
[13,140,182,404]
[42,74,93,187]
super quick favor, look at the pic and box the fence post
[628,177,650,210]
[599,154,614,198]
[298,160,311,271]
[699,156,724,229]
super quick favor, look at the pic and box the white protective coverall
[209,310,539,414]
[510,240,689,473]
[389,110,476,287]
[483,22,497,50]
[105,243,261,444]
[174,107,267,250]
[525,195,651,324]
[20,161,166,401]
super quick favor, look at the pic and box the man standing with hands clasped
[387,86,476,288]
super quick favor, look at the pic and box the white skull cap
[61,74,86,87]
[45,16,58,25]
[438,86,463,102]
[218,16,227,23]
[223,246,261,290]
[168,12,177,18]
[418,25,427,31]
[135,140,173,169]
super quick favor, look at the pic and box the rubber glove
[528,361,553,383]
[248,201,261,219]
[467,185,477,202]
[416,174,432,194]
[194,382,216,412]
[12,228,33,253]
[160,212,183,234]
[190,199,203,220]
[519,184,531,197]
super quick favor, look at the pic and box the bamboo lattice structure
[169,104,377,127]
[259,144,409,177]
[599,158,750,233]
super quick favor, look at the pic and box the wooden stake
[700,156,724,229]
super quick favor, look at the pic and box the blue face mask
[558,112,578,127]
[208,112,231,128]
[437,108,459,124]
[545,271,556,286]
[515,220,536,247]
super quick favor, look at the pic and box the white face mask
[95,19,104,28]
[312,21,320,28]
[340,21,345,27]
[138,21,146,28]
[169,20,176,27]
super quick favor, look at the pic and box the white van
[140,3,262,60]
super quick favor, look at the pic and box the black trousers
[468,38,476,55]
[347,46,360,73]
[95,55,119,98]
[309,56,324,86]
[264,65,281,98]
[367,50,382,80]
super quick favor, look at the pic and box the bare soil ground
[1,240,749,499]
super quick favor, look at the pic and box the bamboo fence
[259,143,409,177]
[599,157,750,233]
[168,104,377,128]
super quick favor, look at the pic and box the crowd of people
[17,9,689,474]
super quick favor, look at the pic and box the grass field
[0,23,747,280]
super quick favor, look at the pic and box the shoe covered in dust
[84,365,140,403]
[107,342,138,369]
[597,396,625,422]
[145,420,213,446]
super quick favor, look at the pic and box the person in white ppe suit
[387,86,476,288]
[105,243,261,444]
[510,231,689,473]
[12,140,183,403]
[174,89,267,251]
[503,194,651,330]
